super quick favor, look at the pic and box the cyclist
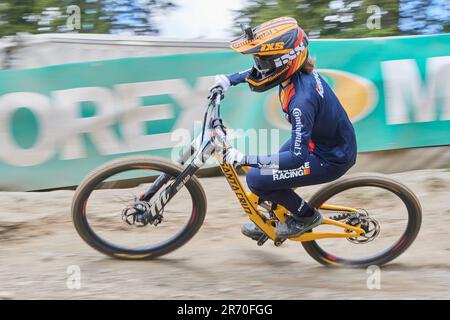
[210,17,357,239]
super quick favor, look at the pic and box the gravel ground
[0,169,449,300]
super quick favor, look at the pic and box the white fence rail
[0,33,229,69]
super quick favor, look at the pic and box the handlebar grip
[208,87,224,102]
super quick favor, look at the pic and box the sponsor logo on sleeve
[313,70,324,98]
[292,108,303,156]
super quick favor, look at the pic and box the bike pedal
[256,234,269,246]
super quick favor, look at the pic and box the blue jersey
[228,70,357,169]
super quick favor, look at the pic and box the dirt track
[0,169,449,300]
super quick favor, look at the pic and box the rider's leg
[245,153,353,238]
[247,153,348,212]
[241,139,292,239]
[251,139,312,212]
[248,187,314,216]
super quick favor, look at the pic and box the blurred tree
[0,0,174,37]
[399,0,450,35]
[0,0,39,36]
[235,0,401,38]
[106,0,175,35]
[0,0,110,36]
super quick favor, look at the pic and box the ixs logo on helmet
[274,42,306,67]
[260,42,285,52]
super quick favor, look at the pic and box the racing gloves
[209,74,231,92]
[221,147,246,167]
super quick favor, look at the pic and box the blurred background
[0,0,449,69]
[0,0,449,39]
[0,0,449,191]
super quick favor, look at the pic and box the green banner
[0,34,449,190]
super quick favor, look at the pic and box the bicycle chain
[329,211,352,221]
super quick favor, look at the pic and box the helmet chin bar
[247,66,289,93]
[254,55,277,71]
[253,64,273,79]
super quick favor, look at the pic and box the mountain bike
[71,88,422,268]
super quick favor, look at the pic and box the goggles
[253,56,277,76]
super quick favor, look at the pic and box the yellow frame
[216,156,365,242]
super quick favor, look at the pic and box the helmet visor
[253,55,277,77]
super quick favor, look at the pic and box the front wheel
[302,174,422,268]
[71,156,207,259]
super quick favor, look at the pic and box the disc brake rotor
[345,211,381,244]
[121,201,164,227]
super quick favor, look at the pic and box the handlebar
[199,87,228,149]
[181,88,229,167]
[208,86,224,101]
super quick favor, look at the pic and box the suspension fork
[141,139,214,218]
[141,143,196,202]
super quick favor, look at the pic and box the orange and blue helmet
[230,17,309,92]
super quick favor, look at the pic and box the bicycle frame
[143,89,365,242]
[218,161,364,242]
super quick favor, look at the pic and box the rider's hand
[222,147,246,167]
[209,74,231,93]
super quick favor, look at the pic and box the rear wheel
[71,156,207,259]
[302,174,422,268]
